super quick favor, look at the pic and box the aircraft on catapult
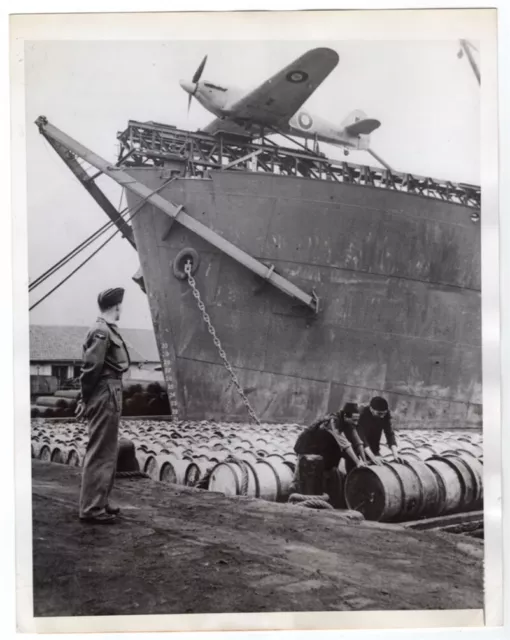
[179,47,390,168]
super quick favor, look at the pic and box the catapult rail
[35,116,318,313]
[117,119,481,210]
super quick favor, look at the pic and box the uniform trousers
[79,378,123,518]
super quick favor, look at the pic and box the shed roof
[29,325,160,364]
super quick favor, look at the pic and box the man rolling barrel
[75,287,131,524]
[356,396,403,465]
[291,402,367,507]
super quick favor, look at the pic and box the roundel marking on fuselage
[286,70,309,83]
[298,112,313,130]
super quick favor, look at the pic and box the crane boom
[458,39,480,86]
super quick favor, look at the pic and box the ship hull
[126,168,481,429]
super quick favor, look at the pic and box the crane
[457,39,480,85]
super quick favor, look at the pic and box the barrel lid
[344,467,390,521]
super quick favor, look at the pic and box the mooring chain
[184,260,261,425]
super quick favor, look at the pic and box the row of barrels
[31,414,482,450]
[31,419,482,463]
[32,439,83,467]
[31,420,482,476]
[344,454,483,522]
[30,434,483,522]
[31,389,78,418]
[30,435,296,501]
[30,419,483,521]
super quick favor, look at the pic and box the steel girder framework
[117,120,481,210]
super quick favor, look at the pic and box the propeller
[187,55,208,115]
[192,54,208,83]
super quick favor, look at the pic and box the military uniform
[78,306,130,520]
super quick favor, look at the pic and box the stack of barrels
[31,379,170,418]
[30,418,303,501]
[30,418,483,521]
[121,420,301,502]
[32,420,87,467]
[31,389,79,419]
[122,379,170,416]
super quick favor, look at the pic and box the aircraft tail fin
[341,109,381,137]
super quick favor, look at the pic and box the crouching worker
[291,402,367,508]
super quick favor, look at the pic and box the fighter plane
[179,47,386,164]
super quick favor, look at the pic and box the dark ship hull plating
[126,167,481,428]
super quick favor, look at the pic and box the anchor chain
[184,260,261,425]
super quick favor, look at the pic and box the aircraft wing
[225,47,339,127]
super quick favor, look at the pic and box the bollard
[296,454,325,496]
[116,437,140,473]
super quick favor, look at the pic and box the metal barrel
[54,390,81,399]
[143,454,160,480]
[239,450,259,464]
[208,461,258,497]
[34,396,71,409]
[158,456,195,485]
[400,459,444,518]
[158,456,179,483]
[441,454,483,511]
[379,462,425,521]
[49,446,66,464]
[251,460,280,501]
[398,448,424,461]
[184,462,201,486]
[38,444,52,462]
[344,465,404,522]
[136,448,155,471]
[425,458,464,515]
[66,448,82,467]
[253,459,294,502]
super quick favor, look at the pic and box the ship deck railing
[116,119,480,210]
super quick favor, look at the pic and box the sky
[25,39,480,330]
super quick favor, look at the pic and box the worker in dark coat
[356,396,403,464]
[292,402,367,507]
[76,287,131,524]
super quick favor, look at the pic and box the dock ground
[32,460,483,617]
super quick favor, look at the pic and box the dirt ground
[32,460,483,617]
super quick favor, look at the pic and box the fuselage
[179,79,372,150]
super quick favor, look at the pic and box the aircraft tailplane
[341,109,381,138]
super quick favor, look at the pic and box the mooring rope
[288,492,334,510]
[115,470,149,479]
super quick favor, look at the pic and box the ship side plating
[126,165,480,428]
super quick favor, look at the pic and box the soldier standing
[75,288,131,524]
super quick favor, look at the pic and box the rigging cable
[30,218,116,291]
[29,225,124,312]
[29,188,127,292]
[29,174,178,311]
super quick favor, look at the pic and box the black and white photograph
[10,6,502,634]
